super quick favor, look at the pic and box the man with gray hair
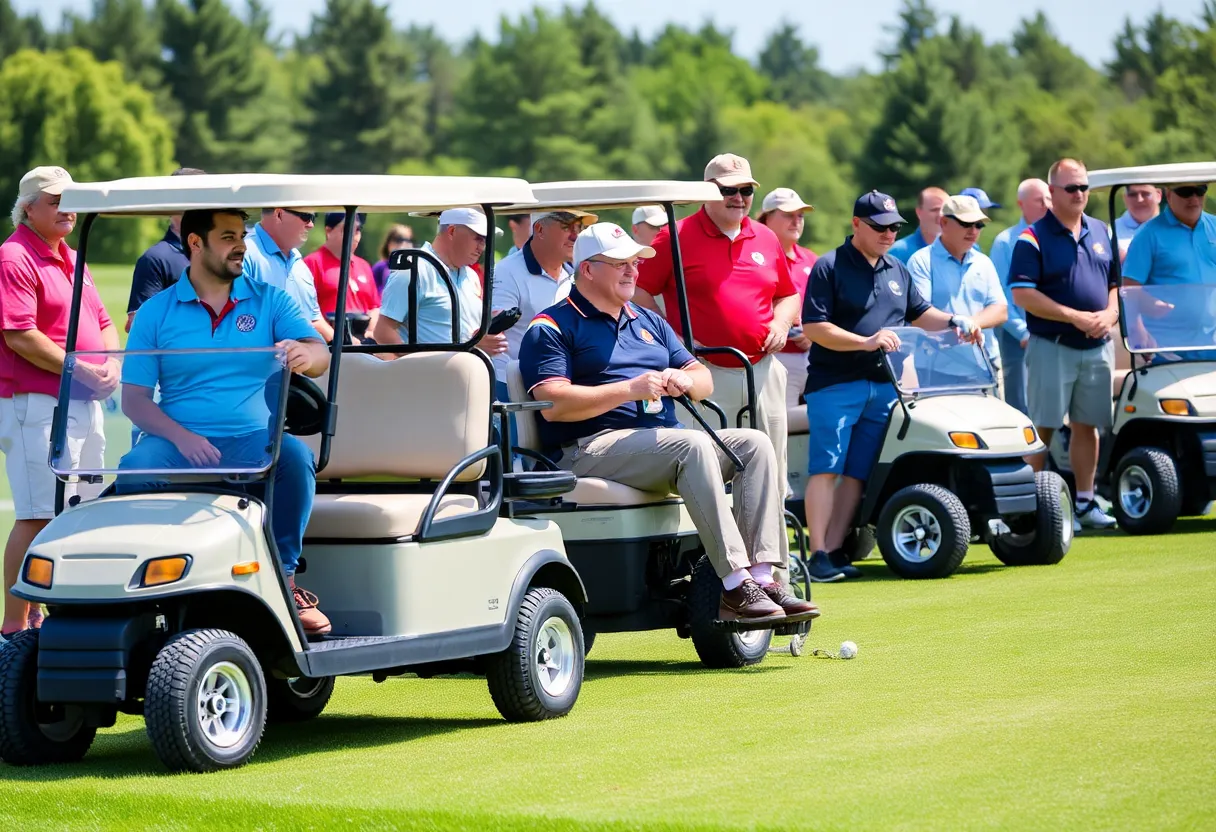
[0,167,119,636]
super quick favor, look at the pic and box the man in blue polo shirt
[243,207,334,344]
[1114,184,1161,260]
[1010,158,1118,531]
[125,167,205,331]
[119,208,333,635]
[1123,183,1216,286]
[520,223,819,625]
[802,191,979,581]
[888,186,947,264]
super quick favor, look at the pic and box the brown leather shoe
[719,579,785,623]
[761,582,821,619]
[289,578,332,636]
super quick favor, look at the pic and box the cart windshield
[50,346,290,481]
[1121,284,1216,360]
[883,327,996,394]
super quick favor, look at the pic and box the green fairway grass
[1,521,1213,830]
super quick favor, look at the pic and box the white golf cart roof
[59,174,537,217]
[496,180,722,213]
[1088,163,1216,189]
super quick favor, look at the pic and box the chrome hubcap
[1060,486,1075,547]
[196,661,253,749]
[737,629,767,648]
[534,617,576,697]
[891,505,943,563]
[1118,465,1153,520]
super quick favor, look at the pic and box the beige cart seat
[303,352,491,538]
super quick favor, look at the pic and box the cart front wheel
[487,587,584,722]
[0,631,96,766]
[876,484,970,579]
[1113,447,1181,535]
[990,471,1073,565]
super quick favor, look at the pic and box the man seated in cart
[519,222,819,625]
[117,208,333,635]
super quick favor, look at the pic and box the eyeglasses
[1053,183,1089,194]
[1172,185,1209,199]
[283,209,316,223]
[588,258,641,272]
[718,185,755,198]
[862,220,903,234]
[950,219,986,230]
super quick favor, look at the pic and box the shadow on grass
[584,658,786,681]
[833,559,1008,583]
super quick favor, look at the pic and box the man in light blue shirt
[1113,184,1161,260]
[888,186,947,264]
[242,207,334,343]
[1123,184,1216,286]
[908,194,1008,394]
[988,178,1051,415]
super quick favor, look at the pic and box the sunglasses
[1053,183,1089,194]
[862,219,903,234]
[951,219,986,230]
[718,185,755,198]
[283,209,316,223]
[389,235,413,244]
[1172,185,1209,199]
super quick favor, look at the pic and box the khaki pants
[680,355,789,496]
[557,427,787,577]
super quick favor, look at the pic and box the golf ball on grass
[839,641,858,659]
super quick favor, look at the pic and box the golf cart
[492,181,817,666]
[788,327,1073,578]
[1044,163,1216,534]
[0,174,591,774]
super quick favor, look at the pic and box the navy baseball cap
[853,190,906,225]
[324,211,366,229]
[961,187,1001,210]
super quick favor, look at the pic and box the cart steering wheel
[284,373,328,436]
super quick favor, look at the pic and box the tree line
[2,0,1214,263]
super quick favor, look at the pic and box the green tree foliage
[759,23,835,105]
[61,0,164,91]
[0,48,173,261]
[883,0,938,67]
[0,0,48,62]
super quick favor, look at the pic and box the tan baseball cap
[531,209,599,227]
[704,154,758,188]
[19,166,73,200]
[759,187,814,217]
[941,194,990,224]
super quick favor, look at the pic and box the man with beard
[119,208,333,635]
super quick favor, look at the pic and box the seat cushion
[306,493,479,539]
[788,405,808,435]
[567,478,676,507]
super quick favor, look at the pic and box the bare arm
[683,361,713,401]
[533,374,666,423]
[284,338,329,378]
[3,329,66,375]
[1011,287,1082,326]
[803,321,874,352]
[123,384,195,446]
[773,294,802,330]
[909,307,954,331]
[311,317,335,343]
[973,303,1008,330]
[371,313,404,359]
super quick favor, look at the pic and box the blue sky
[18,0,1204,73]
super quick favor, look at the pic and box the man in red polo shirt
[303,212,380,342]
[636,153,802,494]
[0,166,118,636]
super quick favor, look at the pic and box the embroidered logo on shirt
[1092,242,1106,255]
[235,314,256,332]
[888,280,903,297]
[639,328,655,343]
[751,252,766,265]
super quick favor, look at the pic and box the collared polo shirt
[908,238,1005,364]
[0,224,113,397]
[988,219,1030,341]
[380,241,483,344]
[302,246,380,315]
[887,227,929,265]
[128,226,188,313]
[491,241,574,375]
[1114,210,1151,246]
[1122,205,1216,286]
[242,223,323,322]
[637,208,795,367]
[1009,211,1116,350]
[123,274,317,437]
[781,244,819,354]
[801,236,931,394]
[520,287,697,454]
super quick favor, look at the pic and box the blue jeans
[117,431,315,575]
[805,380,897,481]
[999,330,1028,416]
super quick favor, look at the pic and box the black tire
[144,629,267,773]
[266,675,335,724]
[687,555,772,669]
[990,471,1074,566]
[1112,447,1182,535]
[876,484,970,579]
[581,627,596,658]
[487,587,583,722]
[1179,492,1212,518]
[842,526,877,562]
[0,631,96,766]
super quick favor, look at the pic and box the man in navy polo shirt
[119,208,334,635]
[1010,158,1118,531]
[125,167,205,331]
[520,223,819,626]
[802,191,979,581]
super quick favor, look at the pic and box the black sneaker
[807,551,846,583]
[828,548,864,579]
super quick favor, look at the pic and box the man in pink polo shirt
[636,153,802,495]
[0,167,118,636]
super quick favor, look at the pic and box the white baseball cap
[573,223,657,268]
[759,187,814,217]
[19,166,73,200]
[437,207,502,238]
[631,205,667,227]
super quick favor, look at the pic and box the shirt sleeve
[121,297,159,388]
[519,315,571,394]
[636,227,673,299]
[1008,234,1043,290]
[127,252,164,313]
[271,285,324,343]
[0,256,39,331]
[801,258,835,325]
[906,249,932,304]
[379,270,408,324]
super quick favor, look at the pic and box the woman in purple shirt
[372,224,414,293]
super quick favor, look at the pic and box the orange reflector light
[143,556,189,587]
[1160,399,1192,416]
[1023,427,1037,445]
[231,561,260,576]
[949,432,982,450]
[1124,405,1136,413]
[25,556,53,589]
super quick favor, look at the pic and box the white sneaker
[1077,500,1117,529]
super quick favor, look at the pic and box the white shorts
[0,394,105,520]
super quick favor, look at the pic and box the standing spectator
[0,167,118,635]
[1123,182,1216,286]
[989,179,1052,416]
[635,153,802,496]
[125,167,206,331]
[907,195,1008,397]
[506,214,532,256]
[1010,158,1118,532]
[631,206,667,247]
[243,208,334,343]
[1114,184,1162,261]
[303,213,380,339]
[372,224,413,294]
[758,187,818,409]
[887,186,948,264]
